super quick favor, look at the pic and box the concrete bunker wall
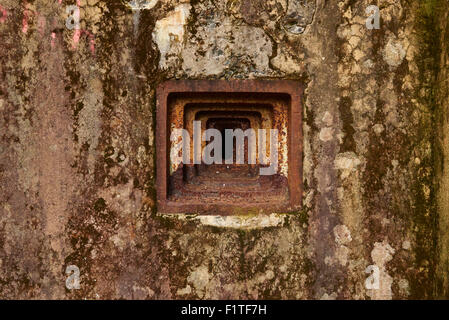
[0,0,448,299]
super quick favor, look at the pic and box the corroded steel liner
[156,80,303,214]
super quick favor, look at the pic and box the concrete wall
[0,0,448,299]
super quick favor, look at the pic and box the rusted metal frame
[156,80,303,214]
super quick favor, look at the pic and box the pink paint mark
[85,31,96,56]
[51,32,64,49]
[72,28,81,47]
[0,6,7,24]
[22,14,29,33]
[22,2,34,34]
[58,0,62,4]
[72,29,96,56]
[51,32,56,48]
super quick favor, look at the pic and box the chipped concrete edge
[156,212,287,229]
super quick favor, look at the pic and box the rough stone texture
[0,0,448,299]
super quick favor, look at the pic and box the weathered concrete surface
[436,0,449,299]
[0,0,448,299]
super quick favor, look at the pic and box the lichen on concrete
[0,0,448,300]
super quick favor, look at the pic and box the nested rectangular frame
[185,104,272,167]
[156,80,303,215]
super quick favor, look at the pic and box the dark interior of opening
[168,102,288,204]
[188,116,258,191]
[206,117,250,163]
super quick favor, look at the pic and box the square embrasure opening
[156,81,302,215]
